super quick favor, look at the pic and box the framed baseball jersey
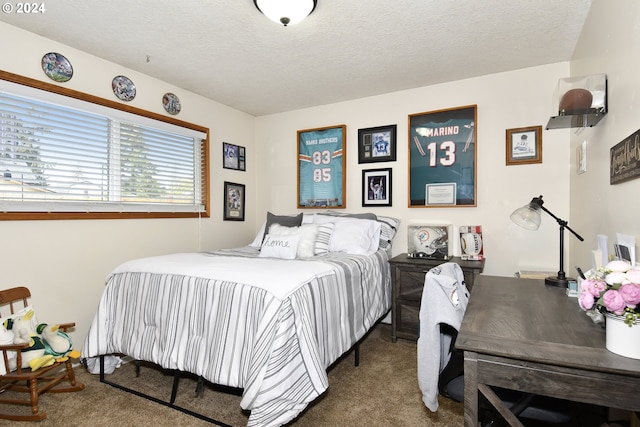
[409,105,477,207]
[297,124,346,208]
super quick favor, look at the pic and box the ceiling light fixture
[254,0,317,26]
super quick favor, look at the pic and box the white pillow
[314,215,381,255]
[249,222,267,248]
[314,213,397,254]
[332,219,381,254]
[269,223,318,258]
[259,234,300,259]
[248,213,314,248]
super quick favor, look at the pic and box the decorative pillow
[376,215,400,253]
[314,222,335,255]
[249,213,312,248]
[259,212,303,245]
[259,234,301,259]
[268,223,318,258]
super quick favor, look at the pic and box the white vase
[605,313,640,360]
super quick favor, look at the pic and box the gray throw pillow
[262,212,304,244]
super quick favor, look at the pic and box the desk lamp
[510,195,584,287]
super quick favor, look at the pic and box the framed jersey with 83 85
[297,124,346,208]
[409,105,477,208]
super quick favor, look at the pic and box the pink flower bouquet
[578,260,640,327]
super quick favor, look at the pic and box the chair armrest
[0,342,29,351]
[0,342,29,375]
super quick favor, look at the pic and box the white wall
[0,22,257,347]
[7,5,631,351]
[568,0,640,271]
[255,63,573,278]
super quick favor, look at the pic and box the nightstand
[389,254,485,342]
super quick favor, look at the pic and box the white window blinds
[0,79,208,216]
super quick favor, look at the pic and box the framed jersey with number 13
[409,105,477,207]
[297,124,347,209]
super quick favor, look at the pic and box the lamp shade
[254,0,317,26]
[510,200,542,231]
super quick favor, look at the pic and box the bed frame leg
[170,371,181,404]
[354,343,360,367]
[99,355,105,381]
[195,376,205,397]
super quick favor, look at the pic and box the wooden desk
[456,275,640,427]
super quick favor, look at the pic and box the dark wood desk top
[456,275,640,378]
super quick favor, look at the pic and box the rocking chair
[0,286,84,421]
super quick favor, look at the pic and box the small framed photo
[506,126,542,165]
[358,125,397,163]
[223,181,245,221]
[223,142,246,171]
[362,168,392,207]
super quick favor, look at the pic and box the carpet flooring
[0,323,464,426]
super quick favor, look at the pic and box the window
[0,71,209,220]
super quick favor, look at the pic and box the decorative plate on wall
[162,93,181,115]
[41,52,73,82]
[112,75,136,101]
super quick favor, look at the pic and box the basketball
[559,88,593,113]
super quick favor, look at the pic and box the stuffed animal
[36,323,81,362]
[4,309,54,371]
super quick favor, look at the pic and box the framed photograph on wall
[223,142,246,171]
[409,105,477,207]
[362,168,392,207]
[358,124,397,163]
[223,181,245,221]
[506,125,542,166]
[297,124,346,209]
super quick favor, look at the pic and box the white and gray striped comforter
[82,247,391,426]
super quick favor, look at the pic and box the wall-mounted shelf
[546,74,607,130]
[546,108,607,129]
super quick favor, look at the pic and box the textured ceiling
[1,0,592,116]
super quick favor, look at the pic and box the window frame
[0,70,210,220]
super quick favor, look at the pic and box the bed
[82,212,398,426]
